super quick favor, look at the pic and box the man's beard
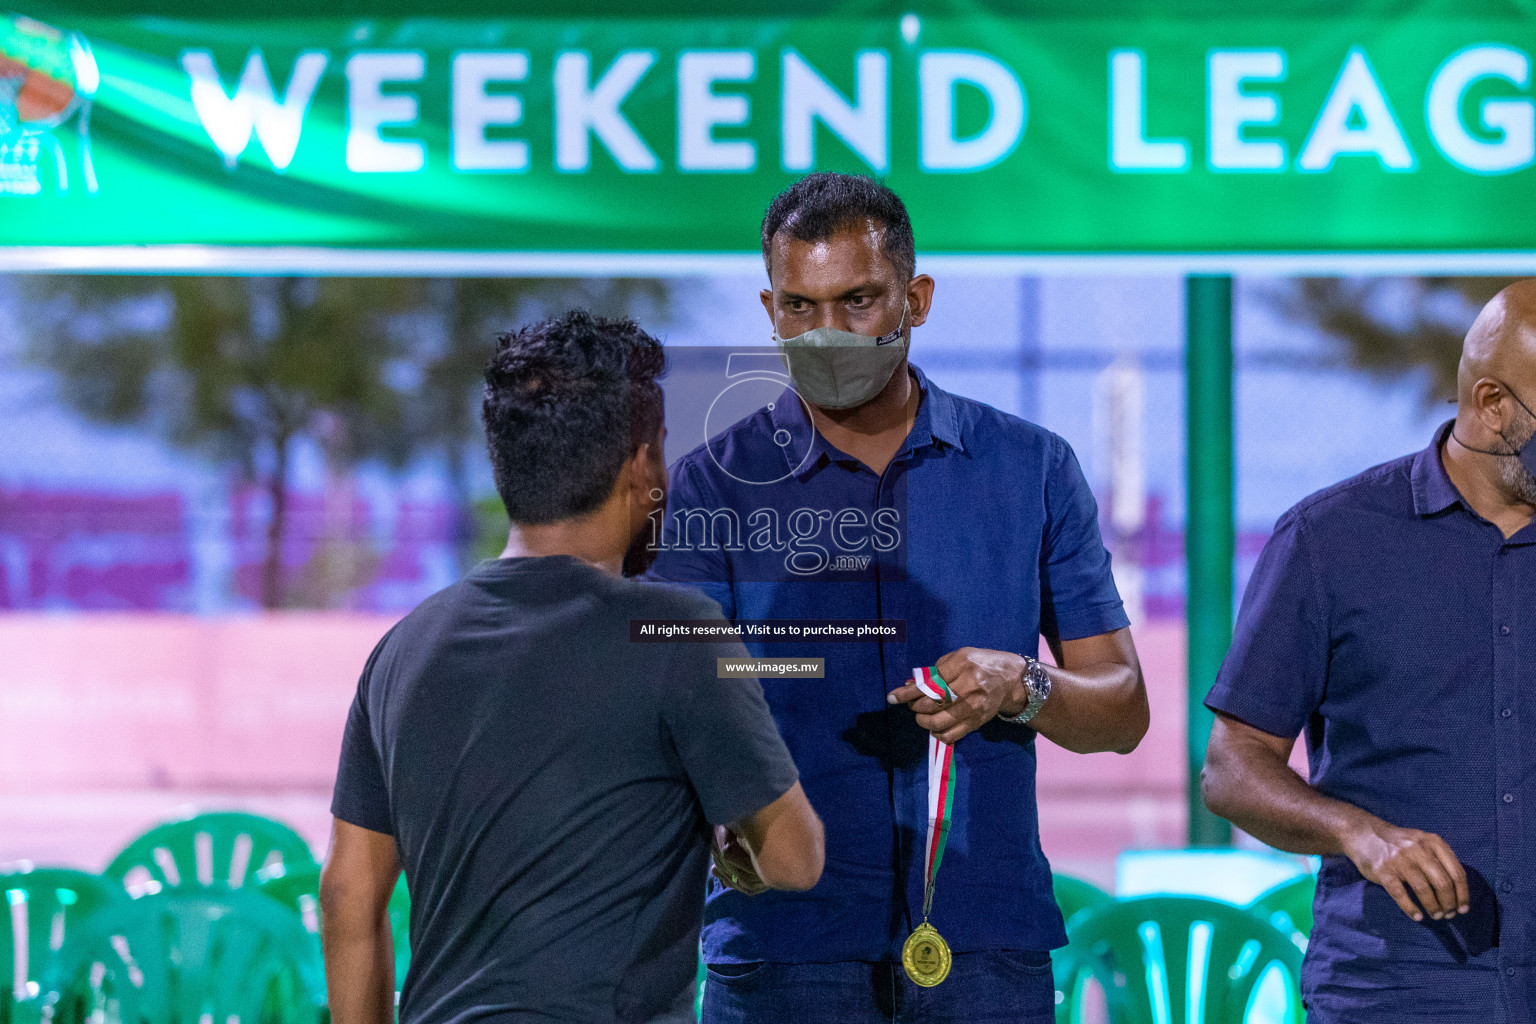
[1499,417,1536,506]
[622,504,665,577]
[1499,448,1536,507]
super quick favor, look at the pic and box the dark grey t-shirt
[331,556,798,1024]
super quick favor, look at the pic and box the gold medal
[905,666,957,988]
[901,921,952,987]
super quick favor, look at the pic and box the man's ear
[624,443,650,504]
[626,439,666,504]
[906,274,936,329]
[1474,378,1513,434]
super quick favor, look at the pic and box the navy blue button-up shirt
[1207,422,1535,1023]
[649,365,1128,963]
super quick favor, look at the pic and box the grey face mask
[773,305,909,410]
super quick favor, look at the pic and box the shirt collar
[1411,420,1464,516]
[909,363,965,453]
[768,363,965,480]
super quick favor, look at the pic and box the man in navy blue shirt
[1203,281,1536,1023]
[647,174,1149,1023]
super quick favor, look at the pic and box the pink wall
[0,614,1199,886]
[0,614,395,792]
[1037,623,1188,884]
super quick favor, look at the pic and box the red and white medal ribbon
[912,665,956,919]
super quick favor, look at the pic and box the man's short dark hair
[760,172,916,282]
[482,310,665,524]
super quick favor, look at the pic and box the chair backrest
[1053,874,1113,929]
[258,867,412,1003]
[1247,875,1315,947]
[256,866,323,939]
[105,813,317,898]
[90,889,325,1024]
[256,863,326,1011]
[0,866,137,1024]
[1054,895,1303,1024]
[388,875,411,995]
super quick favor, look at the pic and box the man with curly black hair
[321,310,823,1024]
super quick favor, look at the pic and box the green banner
[6,8,1536,254]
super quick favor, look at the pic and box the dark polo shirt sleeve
[331,634,395,835]
[1205,508,1327,740]
[662,637,800,828]
[1039,437,1132,641]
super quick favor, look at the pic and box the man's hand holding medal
[884,647,1033,742]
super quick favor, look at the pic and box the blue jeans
[700,951,1057,1024]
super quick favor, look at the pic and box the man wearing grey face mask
[647,173,1149,1024]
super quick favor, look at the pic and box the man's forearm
[1023,661,1147,754]
[1203,714,1471,922]
[889,631,1145,750]
[1201,725,1362,856]
[1024,628,1148,755]
[323,916,396,1024]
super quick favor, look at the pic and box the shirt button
[1504,708,1514,718]
[1508,967,1518,977]
[1503,881,1514,893]
[1501,625,1512,635]
[1504,793,1515,803]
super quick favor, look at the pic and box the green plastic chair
[106,813,318,898]
[1053,874,1114,929]
[1,866,139,1024]
[255,866,323,935]
[86,889,325,1024]
[1247,875,1315,949]
[259,867,411,1005]
[255,866,325,986]
[1054,896,1304,1024]
[387,875,411,997]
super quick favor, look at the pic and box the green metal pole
[1185,275,1235,847]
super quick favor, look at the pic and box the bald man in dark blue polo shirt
[647,174,1149,1023]
[1202,281,1536,1023]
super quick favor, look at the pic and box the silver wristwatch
[996,655,1051,725]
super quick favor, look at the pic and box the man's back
[332,555,799,1024]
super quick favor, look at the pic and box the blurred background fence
[0,270,1469,883]
[0,273,1477,614]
